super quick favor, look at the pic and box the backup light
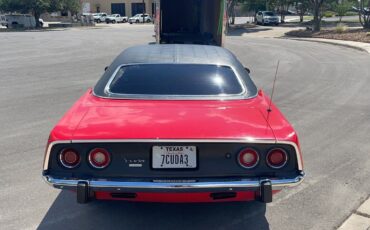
[238,148,259,169]
[88,148,111,169]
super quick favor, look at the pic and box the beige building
[81,0,154,17]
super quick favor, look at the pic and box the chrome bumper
[43,172,304,193]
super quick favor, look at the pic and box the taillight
[266,148,288,169]
[59,149,80,168]
[88,148,111,169]
[238,148,259,169]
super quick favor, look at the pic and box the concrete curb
[283,37,370,54]
[338,196,370,230]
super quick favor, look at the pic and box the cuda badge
[124,158,145,168]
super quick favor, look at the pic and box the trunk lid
[72,100,275,141]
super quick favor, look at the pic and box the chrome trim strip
[100,63,250,100]
[43,172,304,192]
[43,139,303,171]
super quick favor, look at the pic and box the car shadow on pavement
[38,191,270,230]
[227,27,272,36]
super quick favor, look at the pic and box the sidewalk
[286,37,370,54]
[338,196,370,230]
[233,24,370,54]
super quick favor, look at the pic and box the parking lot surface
[0,24,369,230]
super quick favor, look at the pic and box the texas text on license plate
[152,146,197,169]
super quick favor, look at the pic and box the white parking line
[338,196,370,230]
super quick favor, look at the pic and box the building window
[131,3,145,16]
[111,3,126,16]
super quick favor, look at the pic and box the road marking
[338,196,370,230]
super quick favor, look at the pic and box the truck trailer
[154,0,227,47]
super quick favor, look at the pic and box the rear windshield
[108,64,244,96]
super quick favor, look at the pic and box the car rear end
[42,45,304,204]
[43,139,304,203]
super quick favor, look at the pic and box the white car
[129,14,152,24]
[105,14,128,24]
[93,13,108,23]
[256,11,280,26]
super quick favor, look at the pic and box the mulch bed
[286,28,370,43]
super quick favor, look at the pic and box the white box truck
[154,0,227,47]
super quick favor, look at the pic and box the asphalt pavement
[0,24,369,230]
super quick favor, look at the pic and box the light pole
[142,0,146,23]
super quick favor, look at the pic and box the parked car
[129,13,152,24]
[256,11,280,25]
[105,14,128,24]
[42,44,305,204]
[93,13,107,23]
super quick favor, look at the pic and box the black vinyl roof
[110,44,237,65]
[93,44,258,100]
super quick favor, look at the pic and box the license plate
[152,146,197,169]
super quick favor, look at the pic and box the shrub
[335,23,348,33]
[323,11,335,18]
[345,11,358,16]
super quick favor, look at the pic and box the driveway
[0,25,369,230]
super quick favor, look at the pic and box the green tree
[240,0,267,23]
[0,0,27,13]
[294,0,310,22]
[0,0,80,27]
[310,0,325,31]
[334,1,351,22]
[358,0,370,29]
[227,0,238,25]
[0,0,50,27]
[60,0,80,15]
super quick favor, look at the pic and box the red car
[42,45,304,204]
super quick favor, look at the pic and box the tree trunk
[300,14,304,23]
[359,6,370,29]
[313,6,321,32]
[281,12,285,23]
[34,11,41,28]
[228,0,236,25]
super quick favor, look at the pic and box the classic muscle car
[42,45,304,204]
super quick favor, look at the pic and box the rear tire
[97,19,101,23]
[146,19,151,23]
[112,20,116,24]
